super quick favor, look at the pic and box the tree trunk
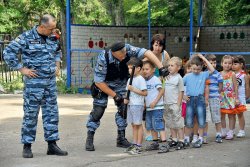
[114,0,125,26]
[106,2,115,25]
[106,0,125,26]
[59,0,67,69]
[202,0,208,26]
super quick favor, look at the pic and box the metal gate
[0,40,22,84]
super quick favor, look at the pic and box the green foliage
[125,0,194,26]
[0,75,23,93]
[71,0,111,25]
[1,0,249,35]
[225,0,250,25]
[124,0,249,26]
[124,0,148,25]
[164,0,190,26]
[0,0,61,34]
[56,74,78,94]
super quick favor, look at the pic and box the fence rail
[0,41,22,83]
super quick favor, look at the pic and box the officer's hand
[124,99,129,104]
[53,29,61,39]
[159,67,169,77]
[19,67,38,78]
[55,61,61,77]
[113,94,124,106]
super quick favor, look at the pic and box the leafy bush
[0,74,78,94]
[0,75,23,93]
[56,74,78,94]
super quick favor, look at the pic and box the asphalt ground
[0,94,250,167]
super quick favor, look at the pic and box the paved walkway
[0,94,250,167]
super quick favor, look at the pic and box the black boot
[23,144,33,158]
[117,130,131,148]
[47,141,68,156]
[85,131,95,151]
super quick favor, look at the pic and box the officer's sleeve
[3,35,25,70]
[55,52,61,62]
[125,44,147,59]
[94,51,107,83]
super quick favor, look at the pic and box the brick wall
[70,25,250,88]
[200,26,250,52]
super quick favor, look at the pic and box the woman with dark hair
[150,34,170,76]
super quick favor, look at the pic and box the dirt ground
[0,94,250,167]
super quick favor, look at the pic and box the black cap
[110,41,125,52]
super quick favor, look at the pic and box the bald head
[39,14,56,26]
[37,14,57,36]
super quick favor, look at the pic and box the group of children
[123,53,249,155]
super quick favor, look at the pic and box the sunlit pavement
[0,94,250,167]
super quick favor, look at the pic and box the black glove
[113,94,124,106]
[159,67,169,77]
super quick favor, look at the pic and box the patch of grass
[56,74,78,94]
[0,75,24,93]
[0,74,78,94]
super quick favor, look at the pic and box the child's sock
[221,128,227,135]
[216,132,222,136]
[179,139,184,142]
[193,135,198,142]
[198,136,203,143]
[184,136,190,143]
[203,132,208,137]
[239,129,245,133]
[136,144,142,147]
[172,138,178,142]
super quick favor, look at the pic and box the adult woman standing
[150,34,170,76]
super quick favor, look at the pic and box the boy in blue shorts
[124,57,147,155]
[183,53,215,148]
[143,61,169,153]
